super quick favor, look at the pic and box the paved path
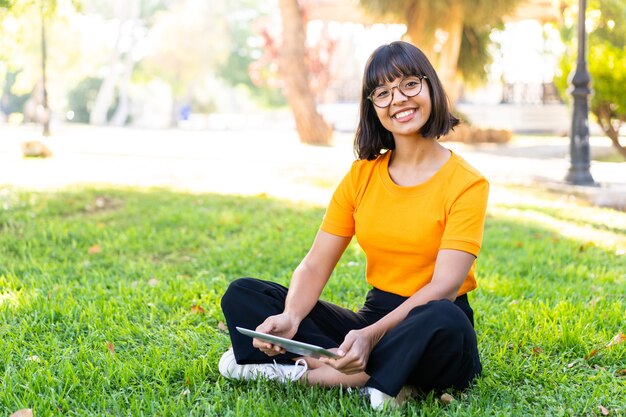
[1,123,624,209]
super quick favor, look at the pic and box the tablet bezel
[236,327,341,359]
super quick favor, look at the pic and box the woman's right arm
[254,229,351,356]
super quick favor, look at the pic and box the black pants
[221,277,482,397]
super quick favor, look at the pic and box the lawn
[0,186,624,416]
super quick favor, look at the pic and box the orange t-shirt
[320,150,489,297]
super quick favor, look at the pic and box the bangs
[364,44,423,93]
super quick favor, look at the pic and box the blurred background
[0,0,624,196]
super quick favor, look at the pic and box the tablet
[236,327,341,359]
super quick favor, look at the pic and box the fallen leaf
[598,404,610,415]
[190,305,206,314]
[10,410,33,417]
[587,333,626,359]
[440,393,455,404]
[606,333,626,348]
[532,347,543,355]
[616,369,626,377]
[588,297,602,306]
[218,321,228,332]
[88,244,101,254]
[586,349,599,360]
[579,242,596,252]
[106,341,115,355]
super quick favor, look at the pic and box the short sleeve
[320,167,356,237]
[440,177,489,256]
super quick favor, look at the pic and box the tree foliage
[139,0,230,99]
[358,0,522,98]
[556,0,626,158]
[216,0,286,108]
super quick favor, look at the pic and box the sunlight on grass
[488,185,626,254]
[489,206,626,253]
[489,185,626,233]
[0,290,20,308]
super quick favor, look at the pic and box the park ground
[0,123,625,416]
[1,123,625,206]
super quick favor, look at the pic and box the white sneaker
[218,348,308,383]
[365,386,417,410]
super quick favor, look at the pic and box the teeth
[393,109,414,118]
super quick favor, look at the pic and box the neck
[386,136,451,187]
[390,135,444,166]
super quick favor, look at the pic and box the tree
[556,0,626,158]
[358,0,523,103]
[139,0,231,126]
[1,0,82,135]
[86,0,172,126]
[1,0,57,135]
[277,0,332,145]
[216,0,286,108]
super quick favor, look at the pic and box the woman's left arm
[323,249,476,374]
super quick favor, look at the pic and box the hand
[320,328,378,374]
[253,313,299,357]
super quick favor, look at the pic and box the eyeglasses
[367,75,428,108]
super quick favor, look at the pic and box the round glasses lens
[371,88,391,107]
[399,77,422,96]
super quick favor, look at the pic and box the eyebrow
[375,75,411,88]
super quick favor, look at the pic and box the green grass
[0,186,625,416]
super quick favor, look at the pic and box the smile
[392,109,416,119]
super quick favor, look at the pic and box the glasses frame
[367,75,429,108]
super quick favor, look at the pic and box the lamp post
[565,0,595,185]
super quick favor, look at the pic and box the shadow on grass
[0,188,624,416]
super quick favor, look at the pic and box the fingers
[255,320,275,335]
[319,331,370,374]
[252,338,286,356]
[337,335,355,357]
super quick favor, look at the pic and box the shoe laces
[267,358,308,382]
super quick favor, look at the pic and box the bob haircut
[355,41,459,160]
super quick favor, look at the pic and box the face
[371,75,432,139]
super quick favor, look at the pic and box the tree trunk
[433,2,464,104]
[110,50,133,127]
[111,0,140,127]
[404,2,435,60]
[40,0,50,136]
[90,9,124,125]
[403,1,464,105]
[278,0,333,146]
[594,105,626,159]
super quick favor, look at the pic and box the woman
[219,41,489,410]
